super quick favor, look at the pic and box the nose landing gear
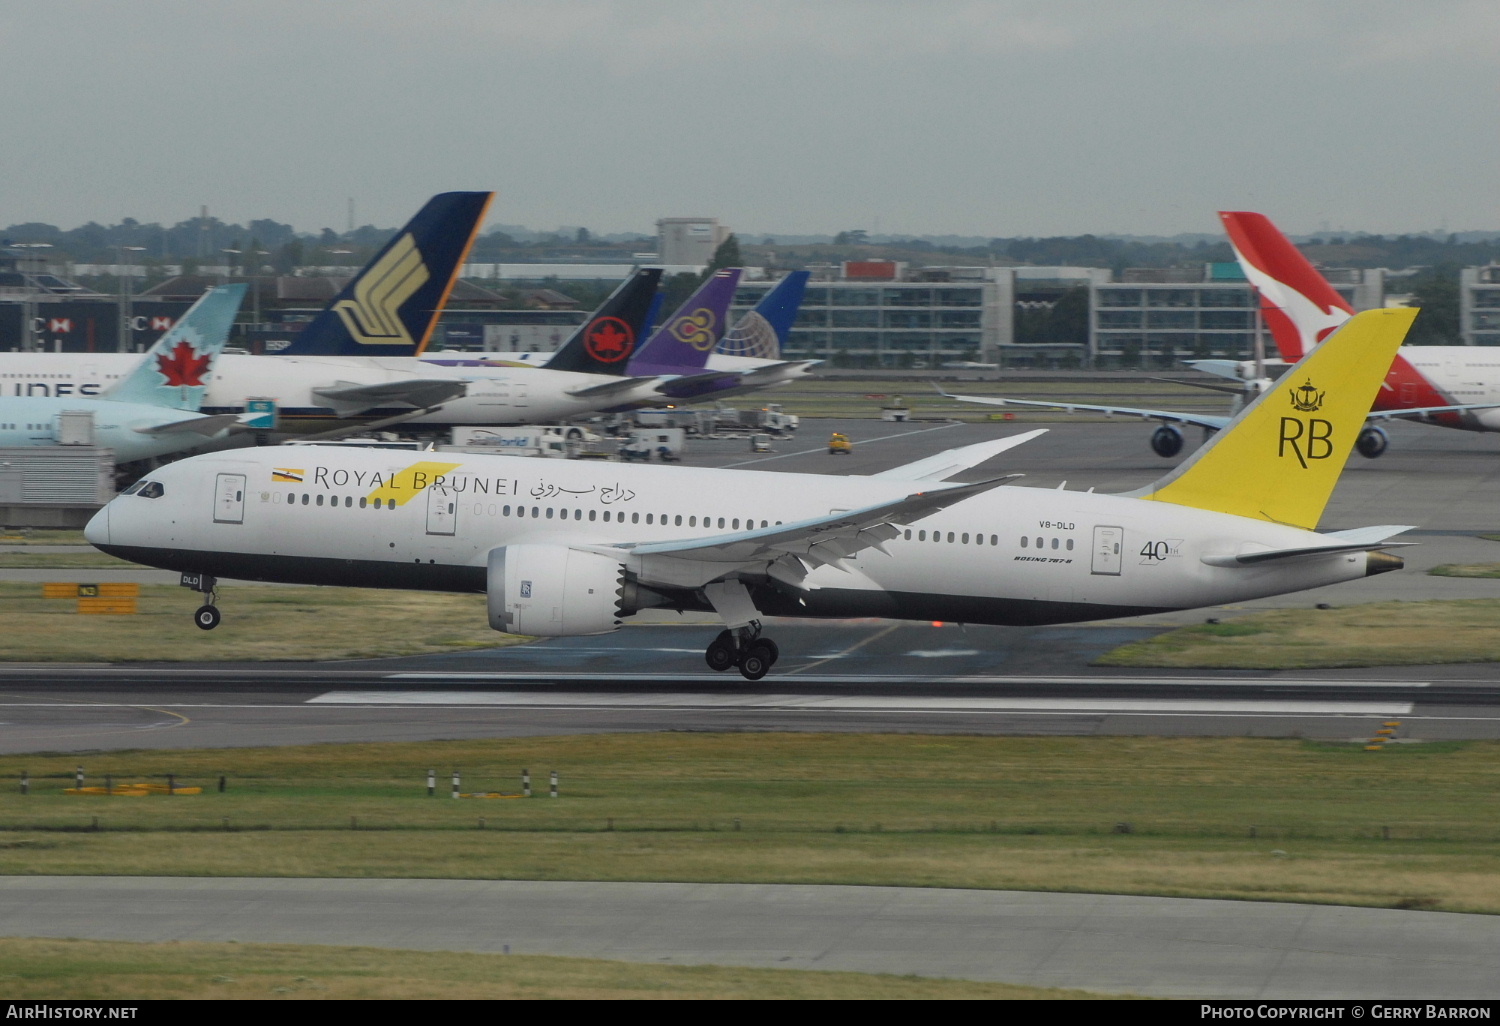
[704,624,780,680]
[181,572,221,631]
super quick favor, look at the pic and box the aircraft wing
[1201,525,1417,568]
[611,476,1012,579]
[939,390,1232,431]
[133,413,241,437]
[1367,402,1500,422]
[735,360,820,383]
[653,370,743,399]
[869,429,1046,482]
[310,379,468,417]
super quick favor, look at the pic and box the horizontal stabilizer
[870,429,1046,482]
[134,413,241,437]
[566,376,666,400]
[1202,525,1417,567]
[311,378,467,417]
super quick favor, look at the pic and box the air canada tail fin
[1135,307,1417,530]
[1220,211,1354,362]
[543,268,662,375]
[106,284,246,411]
[277,191,493,357]
[718,270,810,360]
[627,268,743,377]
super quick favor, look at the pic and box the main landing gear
[181,573,221,631]
[704,623,781,681]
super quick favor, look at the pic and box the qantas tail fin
[1136,307,1416,530]
[627,269,743,377]
[543,268,663,375]
[276,191,493,357]
[1219,211,1354,362]
[718,270,809,360]
[106,284,246,411]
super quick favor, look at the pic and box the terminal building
[1461,266,1500,347]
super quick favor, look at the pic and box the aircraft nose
[84,505,109,548]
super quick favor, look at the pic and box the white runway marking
[905,649,983,658]
[309,690,1413,716]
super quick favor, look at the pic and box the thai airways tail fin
[105,284,247,411]
[543,268,663,375]
[276,191,493,357]
[627,268,744,377]
[1219,211,1354,362]
[718,270,809,360]
[1134,307,1417,530]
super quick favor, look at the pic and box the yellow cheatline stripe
[365,461,465,506]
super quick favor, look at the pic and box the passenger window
[646,514,654,525]
[1021,536,1028,547]
[947,532,954,543]
[631,512,640,524]
[503,505,511,516]
[1035,537,1042,548]
[302,494,310,506]
[1051,538,1059,549]
[689,516,697,527]
[345,497,352,508]
[575,509,582,520]
[531,507,539,518]
[546,508,554,519]
[1066,538,1074,550]
[732,519,740,530]
[359,497,367,508]
[603,510,611,522]
[717,518,725,528]
[962,533,969,544]
[990,535,998,546]
[675,515,682,526]
[589,510,596,521]
[919,530,926,541]
[904,530,912,540]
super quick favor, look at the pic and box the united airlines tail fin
[543,268,663,375]
[277,191,493,357]
[1135,307,1416,530]
[627,269,744,377]
[106,284,247,411]
[718,270,809,360]
[1220,211,1354,362]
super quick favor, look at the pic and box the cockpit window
[121,481,145,495]
[136,481,165,499]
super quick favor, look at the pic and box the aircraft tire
[705,633,736,672]
[194,605,221,631]
[759,637,780,666]
[739,643,773,681]
[1150,425,1184,458]
[1356,426,1389,459]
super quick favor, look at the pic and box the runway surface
[3,877,1497,999]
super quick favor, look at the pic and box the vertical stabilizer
[105,284,247,411]
[627,269,744,377]
[542,268,663,375]
[1137,307,1416,529]
[718,270,809,360]
[277,191,493,357]
[1220,211,1354,361]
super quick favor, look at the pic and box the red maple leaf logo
[584,317,634,363]
[156,341,212,387]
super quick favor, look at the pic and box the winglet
[1135,307,1417,530]
[277,191,494,357]
[106,284,246,411]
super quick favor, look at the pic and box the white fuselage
[0,396,226,462]
[0,353,659,429]
[88,446,1381,628]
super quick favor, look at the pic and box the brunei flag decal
[272,468,304,483]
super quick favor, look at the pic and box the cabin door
[213,473,246,524]
[1091,525,1123,576]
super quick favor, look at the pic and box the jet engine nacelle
[1150,424,1184,458]
[487,544,626,636]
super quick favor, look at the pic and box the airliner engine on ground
[88,309,1418,679]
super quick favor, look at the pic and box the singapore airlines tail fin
[1134,307,1417,530]
[1219,211,1354,361]
[542,268,663,375]
[106,283,247,411]
[277,191,493,357]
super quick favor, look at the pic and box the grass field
[0,582,526,661]
[0,552,134,569]
[2,734,1498,914]
[0,530,87,545]
[1430,564,1500,579]
[1096,599,1500,668]
[0,938,1122,1000]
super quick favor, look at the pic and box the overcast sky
[1,0,1495,239]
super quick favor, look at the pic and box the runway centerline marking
[306,691,1413,716]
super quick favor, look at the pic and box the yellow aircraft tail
[1137,307,1417,530]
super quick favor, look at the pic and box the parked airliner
[0,285,244,461]
[88,309,1417,678]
